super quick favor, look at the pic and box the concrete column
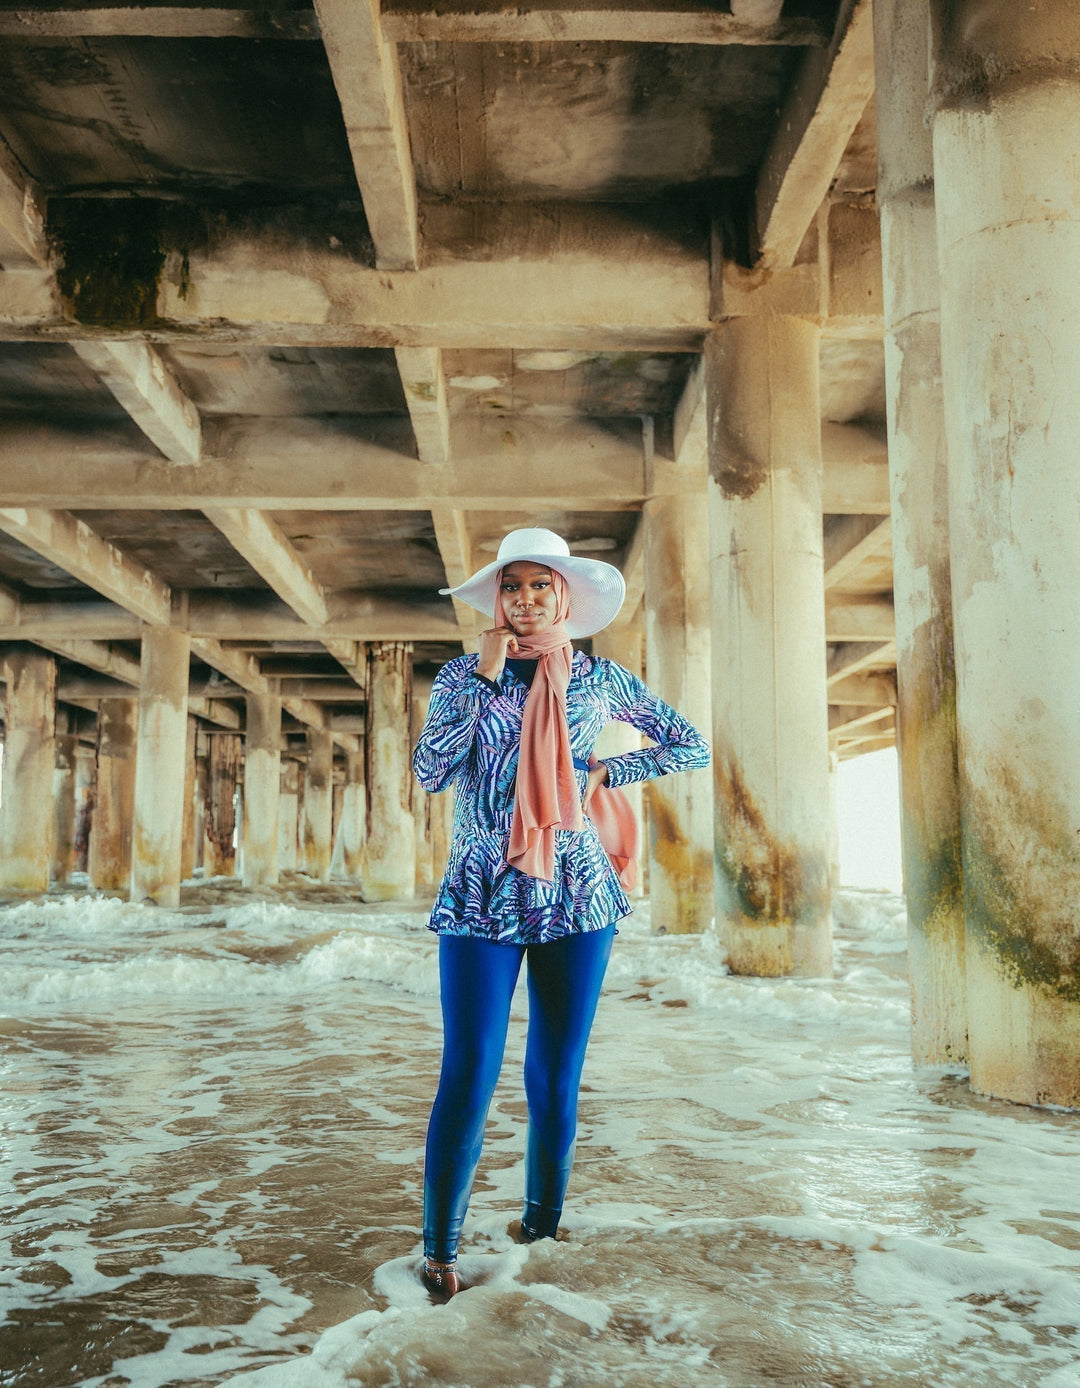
[52,710,80,886]
[642,495,713,932]
[363,641,415,901]
[278,759,300,872]
[303,729,334,882]
[180,716,198,882]
[131,628,190,906]
[72,741,95,874]
[243,694,281,887]
[340,742,366,880]
[707,317,832,976]
[193,732,209,875]
[591,626,646,900]
[932,1,1080,1106]
[0,649,57,890]
[875,0,965,1066]
[204,734,241,877]
[89,699,137,891]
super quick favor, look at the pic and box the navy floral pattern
[413,651,710,945]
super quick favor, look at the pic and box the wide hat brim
[441,547,626,639]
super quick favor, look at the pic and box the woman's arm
[412,657,497,792]
[594,660,711,790]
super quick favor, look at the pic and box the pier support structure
[303,729,334,883]
[643,495,713,931]
[707,317,833,976]
[52,709,80,886]
[89,699,137,891]
[932,0,1080,1106]
[278,760,300,872]
[363,641,415,901]
[340,742,366,881]
[131,628,190,907]
[875,0,966,1066]
[0,649,57,891]
[243,694,281,887]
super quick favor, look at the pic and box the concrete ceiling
[0,0,894,759]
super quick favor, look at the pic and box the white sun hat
[441,527,626,638]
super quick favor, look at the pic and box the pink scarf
[506,571,638,889]
[506,573,582,881]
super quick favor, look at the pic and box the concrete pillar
[278,759,300,872]
[590,626,646,900]
[89,699,137,891]
[707,317,832,976]
[193,732,209,875]
[0,649,57,890]
[827,751,841,895]
[131,628,190,906]
[243,694,281,887]
[932,1,1080,1106]
[52,710,80,886]
[875,0,966,1066]
[303,729,334,882]
[180,716,198,882]
[72,741,95,874]
[340,742,366,880]
[363,641,415,901]
[204,734,241,877]
[642,495,714,932]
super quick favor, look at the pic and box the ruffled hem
[427,824,633,945]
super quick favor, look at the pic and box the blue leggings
[423,925,615,1261]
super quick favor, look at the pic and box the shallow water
[1,884,1079,1387]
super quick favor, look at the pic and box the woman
[412,527,710,1298]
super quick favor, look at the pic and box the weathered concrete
[88,699,137,891]
[875,0,966,1067]
[339,744,366,881]
[51,712,79,886]
[243,694,282,887]
[72,741,95,875]
[204,734,241,878]
[363,642,415,901]
[180,716,198,882]
[0,649,57,890]
[643,495,713,932]
[933,0,1080,1107]
[707,316,833,977]
[591,626,645,900]
[278,760,300,873]
[131,629,190,906]
[303,730,334,883]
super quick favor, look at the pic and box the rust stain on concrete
[962,762,1080,1004]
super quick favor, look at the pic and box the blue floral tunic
[413,651,711,945]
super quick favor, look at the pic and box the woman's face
[499,561,560,636]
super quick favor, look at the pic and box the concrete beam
[615,513,646,628]
[203,508,330,628]
[430,505,477,642]
[827,640,895,684]
[671,354,706,466]
[186,698,244,731]
[828,703,894,733]
[72,342,202,464]
[837,733,896,759]
[823,514,892,588]
[190,637,267,696]
[313,0,419,270]
[0,592,458,642]
[0,8,320,38]
[753,0,875,268]
[826,671,897,706]
[0,508,172,626]
[395,347,450,465]
[380,4,827,46]
[0,415,649,510]
[825,595,895,642]
[36,638,141,686]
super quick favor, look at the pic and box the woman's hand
[583,761,609,811]
[476,626,519,682]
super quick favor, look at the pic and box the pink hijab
[505,570,638,888]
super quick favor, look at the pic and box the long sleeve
[412,656,494,792]
[595,660,710,790]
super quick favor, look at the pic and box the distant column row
[0,641,426,908]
